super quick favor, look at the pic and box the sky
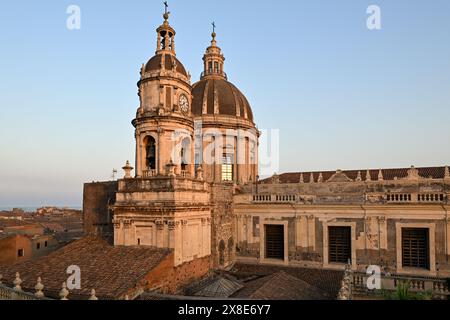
[0,0,449,207]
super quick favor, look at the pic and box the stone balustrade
[0,273,99,301]
[118,176,208,193]
[351,272,450,299]
[142,169,157,178]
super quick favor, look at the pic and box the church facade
[83,10,450,287]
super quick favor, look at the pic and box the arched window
[180,137,191,171]
[144,136,156,170]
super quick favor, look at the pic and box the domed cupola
[140,8,190,84]
[191,30,254,123]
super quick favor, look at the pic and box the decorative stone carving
[156,220,165,230]
[168,221,179,230]
[366,194,382,203]
[59,282,69,300]
[356,171,362,182]
[406,166,421,180]
[196,165,204,180]
[445,166,450,179]
[122,160,134,179]
[89,289,98,300]
[299,173,304,183]
[327,170,353,183]
[310,173,315,184]
[318,173,323,183]
[366,170,371,182]
[166,159,176,177]
[13,273,22,292]
[378,169,384,181]
[34,277,45,298]
[113,219,121,229]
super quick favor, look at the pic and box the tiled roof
[231,271,329,300]
[0,219,35,228]
[261,166,448,184]
[144,53,188,77]
[0,236,172,299]
[192,78,254,122]
[230,263,343,298]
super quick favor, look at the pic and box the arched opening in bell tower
[144,136,156,170]
[180,137,191,173]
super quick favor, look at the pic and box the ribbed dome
[144,53,188,77]
[191,78,253,122]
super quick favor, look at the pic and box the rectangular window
[221,154,233,181]
[265,225,284,260]
[328,226,352,264]
[402,228,430,269]
[44,241,48,247]
[17,249,24,257]
[214,61,219,73]
[36,243,41,250]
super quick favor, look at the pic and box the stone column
[168,221,176,249]
[295,215,302,247]
[378,217,387,250]
[446,217,450,258]
[135,132,141,177]
[156,220,164,248]
[246,215,252,244]
[307,215,316,250]
[173,221,183,266]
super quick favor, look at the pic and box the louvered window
[265,225,284,260]
[402,228,430,269]
[329,226,352,264]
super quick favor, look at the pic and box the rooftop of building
[261,166,449,184]
[0,236,172,299]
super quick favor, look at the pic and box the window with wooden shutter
[328,226,352,264]
[402,228,430,269]
[265,225,284,260]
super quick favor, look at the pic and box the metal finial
[212,21,216,34]
[164,1,169,14]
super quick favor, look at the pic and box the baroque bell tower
[134,7,194,178]
[113,6,211,269]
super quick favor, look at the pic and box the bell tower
[133,7,194,178]
[113,6,212,269]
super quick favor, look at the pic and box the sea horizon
[0,205,82,212]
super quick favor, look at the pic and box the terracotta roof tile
[261,166,447,184]
[0,236,172,299]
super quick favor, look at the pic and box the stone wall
[209,183,235,269]
[83,181,118,241]
[143,254,211,295]
[0,235,32,265]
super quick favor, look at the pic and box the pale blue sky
[0,0,449,207]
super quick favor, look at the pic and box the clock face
[179,94,189,114]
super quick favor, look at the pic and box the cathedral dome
[144,53,188,77]
[191,31,254,122]
[191,78,253,122]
